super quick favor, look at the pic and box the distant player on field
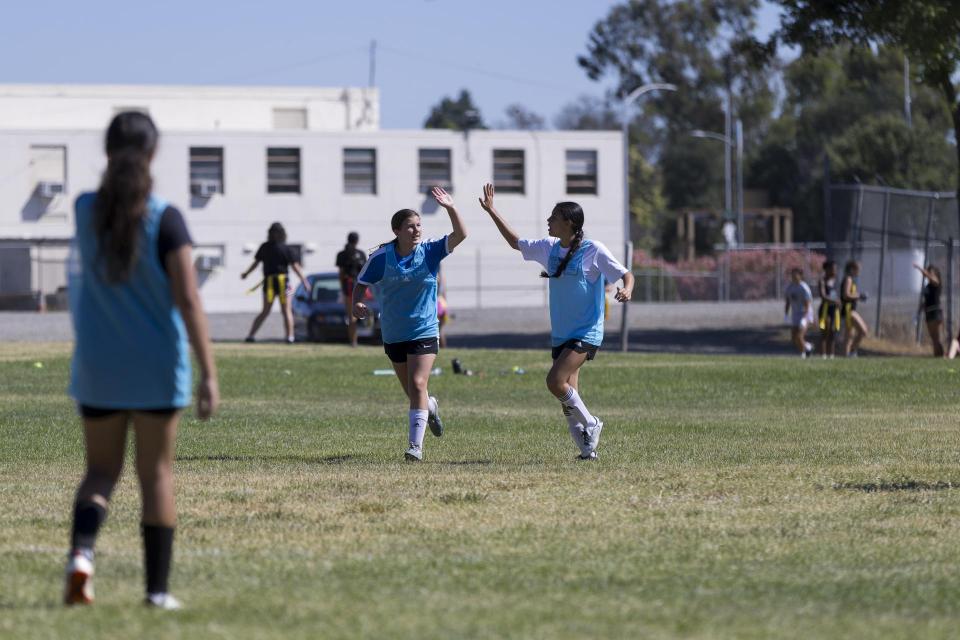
[352,187,467,461]
[841,260,869,357]
[478,183,634,460]
[784,267,814,358]
[64,112,219,609]
[817,260,840,358]
[336,231,367,347]
[241,222,311,343]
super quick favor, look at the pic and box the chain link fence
[825,184,960,346]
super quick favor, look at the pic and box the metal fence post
[620,241,633,352]
[475,247,482,309]
[949,238,955,345]
[916,197,936,343]
[852,185,865,263]
[775,249,782,300]
[874,192,890,337]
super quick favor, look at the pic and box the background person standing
[336,232,367,347]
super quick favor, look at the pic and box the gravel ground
[1,301,803,355]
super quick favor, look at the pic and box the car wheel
[307,317,326,342]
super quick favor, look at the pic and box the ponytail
[541,201,586,278]
[541,229,584,278]
[95,112,158,282]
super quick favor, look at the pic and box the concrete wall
[0,128,624,311]
[0,84,379,132]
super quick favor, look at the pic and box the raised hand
[431,186,454,208]
[478,183,495,212]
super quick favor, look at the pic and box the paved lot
[1,301,798,355]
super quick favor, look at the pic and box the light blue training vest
[547,239,605,347]
[376,242,440,344]
[68,193,191,408]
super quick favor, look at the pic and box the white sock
[559,387,596,429]
[408,409,428,448]
[562,405,587,455]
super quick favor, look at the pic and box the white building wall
[0,85,379,132]
[0,128,624,311]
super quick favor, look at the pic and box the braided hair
[541,202,585,278]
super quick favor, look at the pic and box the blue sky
[0,0,781,129]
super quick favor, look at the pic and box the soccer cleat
[576,451,598,461]
[583,417,604,455]
[63,549,95,606]
[144,592,183,610]
[244,336,255,343]
[404,444,423,461]
[427,396,443,437]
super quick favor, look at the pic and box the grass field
[3,342,960,639]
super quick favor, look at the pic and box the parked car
[292,272,381,343]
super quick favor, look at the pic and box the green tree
[577,0,776,254]
[499,104,546,130]
[748,45,953,239]
[424,90,486,130]
[775,1,960,211]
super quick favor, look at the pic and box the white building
[0,84,624,312]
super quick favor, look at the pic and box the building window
[189,147,224,197]
[30,145,67,198]
[566,150,598,195]
[418,149,452,193]
[493,149,524,194]
[273,108,308,130]
[343,148,377,194]
[267,147,301,194]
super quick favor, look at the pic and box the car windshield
[306,277,340,303]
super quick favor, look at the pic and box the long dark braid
[541,202,585,278]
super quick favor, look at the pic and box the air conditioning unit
[190,179,220,197]
[195,254,223,272]
[38,181,64,198]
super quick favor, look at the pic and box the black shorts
[383,337,440,363]
[926,308,944,323]
[79,405,179,419]
[551,339,600,361]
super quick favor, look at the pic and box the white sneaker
[576,451,598,461]
[145,592,182,610]
[569,423,591,457]
[427,396,443,437]
[64,549,95,606]
[404,444,423,461]
[583,418,603,454]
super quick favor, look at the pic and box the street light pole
[690,121,744,245]
[620,82,677,352]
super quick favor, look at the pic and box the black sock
[70,500,107,551]
[142,524,175,594]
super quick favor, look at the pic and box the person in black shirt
[241,222,310,343]
[335,232,367,347]
[914,262,944,357]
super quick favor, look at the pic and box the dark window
[493,149,525,194]
[418,148,452,193]
[189,147,224,197]
[267,147,301,194]
[565,150,598,195]
[343,148,377,194]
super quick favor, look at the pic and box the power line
[219,45,369,83]
[378,44,573,93]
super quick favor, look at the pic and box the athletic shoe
[144,592,182,610]
[286,336,295,344]
[583,417,604,454]
[63,549,94,606]
[576,451,598,461]
[427,396,443,437]
[244,336,255,343]
[404,444,423,461]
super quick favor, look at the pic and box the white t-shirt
[517,238,628,284]
[785,281,814,326]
